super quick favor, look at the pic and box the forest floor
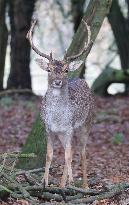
[0,94,129,205]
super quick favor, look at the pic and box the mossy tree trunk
[0,0,8,90]
[71,0,86,78]
[16,115,47,169]
[107,0,129,94]
[93,0,129,96]
[18,0,112,170]
[92,67,129,96]
[71,0,85,32]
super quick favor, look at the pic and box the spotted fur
[38,59,95,188]
[41,78,94,136]
[27,18,95,188]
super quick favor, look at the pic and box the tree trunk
[7,0,35,89]
[71,0,85,32]
[18,0,112,169]
[16,115,47,170]
[92,67,129,96]
[66,0,112,78]
[107,0,129,93]
[0,0,8,90]
[71,0,86,79]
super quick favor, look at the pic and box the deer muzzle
[52,80,63,88]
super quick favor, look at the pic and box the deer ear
[35,58,48,71]
[69,60,83,71]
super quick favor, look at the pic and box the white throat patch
[52,89,61,96]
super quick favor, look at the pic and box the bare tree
[0,0,8,90]
[7,0,36,89]
[108,0,129,93]
[92,0,129,95]
[71,0,85,32]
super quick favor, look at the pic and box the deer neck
[47,83,69,100]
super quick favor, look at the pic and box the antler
[26,20,53,61]
[65,19,92,62]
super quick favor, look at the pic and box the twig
[24,173,40,186]
[67,185,103,195]
[1,172,35,202]
[26,185,70,194]
[15,167,44,175]
[0,89,33,97]
[69,183,129,204]
[0,185,25,200]
[0,153,7,173]
[39,192,83,202]
[40,192,63,202]
[15,164,60,175]
[1,165,129,205]
[67,193,83,201]
[0,153,37,159]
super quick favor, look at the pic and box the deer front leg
[59,133,73,187]
[65,143,73,185]
[42,139,53,186]
[60,145,73,187]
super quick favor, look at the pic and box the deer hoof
[41,177,48,187]
[82,183,89,190]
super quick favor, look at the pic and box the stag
[27,19,94,189]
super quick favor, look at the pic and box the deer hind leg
[81,145,89,189]
[60,163,67,187]
[42,139,53,186]
[80,127,89,189]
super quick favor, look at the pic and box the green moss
[0,96,13,107]
[112,133,124,145]
[17,115,47,170]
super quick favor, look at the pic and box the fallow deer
[27,19,95,189]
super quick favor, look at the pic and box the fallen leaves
[0,94,129,204]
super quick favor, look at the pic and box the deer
[27,19,95,189]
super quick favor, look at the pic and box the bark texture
[71,0,86,78]
[108,0,129,71]
[92,67,129,96]
[71,0,85,32]
[7,0,35,89]
[18,0,112,169]
[0,0,8,90]
[17,115,47,170]
[66,0,112,78]
[108,0,129,93]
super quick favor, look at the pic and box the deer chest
[44,98,73,133]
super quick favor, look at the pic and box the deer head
[26,19,92,89]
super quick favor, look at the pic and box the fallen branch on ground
[69,183,129,204]
[0,167,129,204]
[0,89,33,97]
[0,153,37,159]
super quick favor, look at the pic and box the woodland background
[0,0,129,204]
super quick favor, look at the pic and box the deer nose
[55,80,62,86]
[53,80,62,88]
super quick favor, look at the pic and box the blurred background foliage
[0,0,129,96]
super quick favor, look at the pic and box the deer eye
[65,69,68,73]
[47,69,51,72]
